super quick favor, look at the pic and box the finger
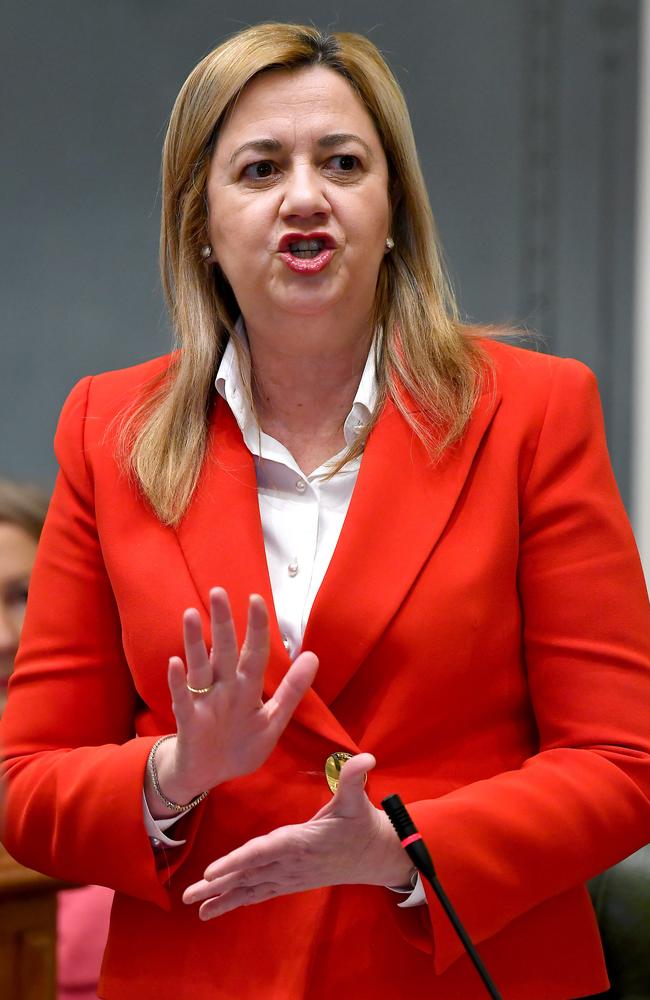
[209,587,239,681]
[236,595,270,694]
[331,753,377,814]
[183,861,284,904]
[263,651,319,737]
[203,826,293,882]
[168,656,194,726]
[198,882,282,920]
[183,607,212,691]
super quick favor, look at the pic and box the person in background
[0,478,113,1000]
[0,479,48,716]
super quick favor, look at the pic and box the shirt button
[288,559,299,577]
[295,479,306,493]
[282,635,290,652]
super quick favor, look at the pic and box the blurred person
[0,478,112,1000]
[1,24,649,1000]
[0,479,47,715]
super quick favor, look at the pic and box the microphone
[382,794,502,1000]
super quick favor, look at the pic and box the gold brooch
[324,752,367,794]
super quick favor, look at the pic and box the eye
[328,154,360,173]
[242,160,277,181]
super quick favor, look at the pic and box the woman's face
[0,522,37,715]
[206,65,391,329]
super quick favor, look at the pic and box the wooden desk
[0,846,66,1000]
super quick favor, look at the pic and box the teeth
[288,239,324,254]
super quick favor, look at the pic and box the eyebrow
[229,138,282,165]
[228,132,373,165]
[317,133,373,158]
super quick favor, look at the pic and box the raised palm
[165,587,318,800]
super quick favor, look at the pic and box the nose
[279,163,330,221]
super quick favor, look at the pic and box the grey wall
[0,0,639,506]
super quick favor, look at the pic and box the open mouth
[288,239,326,259]
[277,233,335,274]
[279,233,335,254]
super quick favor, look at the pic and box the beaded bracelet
[147,734,209,814]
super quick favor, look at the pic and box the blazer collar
[176,384,501,745]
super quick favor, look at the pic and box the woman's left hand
[182,753,413,919]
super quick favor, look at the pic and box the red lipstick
[277,232,336,275]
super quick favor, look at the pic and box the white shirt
[215,327,375,660]
[144,327,425,907]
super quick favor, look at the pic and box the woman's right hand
[145,588,318,817]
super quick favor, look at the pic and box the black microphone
[382,794,502,1000]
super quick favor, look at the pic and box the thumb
[332,752,377,813]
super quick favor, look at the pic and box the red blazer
[2,339,649,999]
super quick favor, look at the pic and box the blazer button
[325,752,367,794]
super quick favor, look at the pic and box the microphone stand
[382,793,502,1000]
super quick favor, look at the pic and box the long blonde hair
[120,23,488,525]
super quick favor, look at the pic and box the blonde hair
[121,23,489,525]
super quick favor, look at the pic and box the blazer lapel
[175,395,359,750]
[302,386,502,706]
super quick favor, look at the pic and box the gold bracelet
[147,735,208,814]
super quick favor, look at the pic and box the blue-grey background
[0,0,639,507]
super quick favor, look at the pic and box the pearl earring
[385,236,394,251]
[200,245,212,260]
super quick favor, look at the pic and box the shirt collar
[215,318,378,449]
[214,318,256,442]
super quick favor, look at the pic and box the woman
[0,478,113,1000]
[1,23,649,1000]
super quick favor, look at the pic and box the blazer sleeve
[0,376,202,908]
[404,358,650,973]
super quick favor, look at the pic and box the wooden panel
[0,893,56,1000]
[0,848,67,1000]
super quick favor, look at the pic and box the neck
[243,313,373,473]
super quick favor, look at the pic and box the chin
[273,289,348,318]
[280,303,339,318]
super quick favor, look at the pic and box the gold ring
[186,682,213,695]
